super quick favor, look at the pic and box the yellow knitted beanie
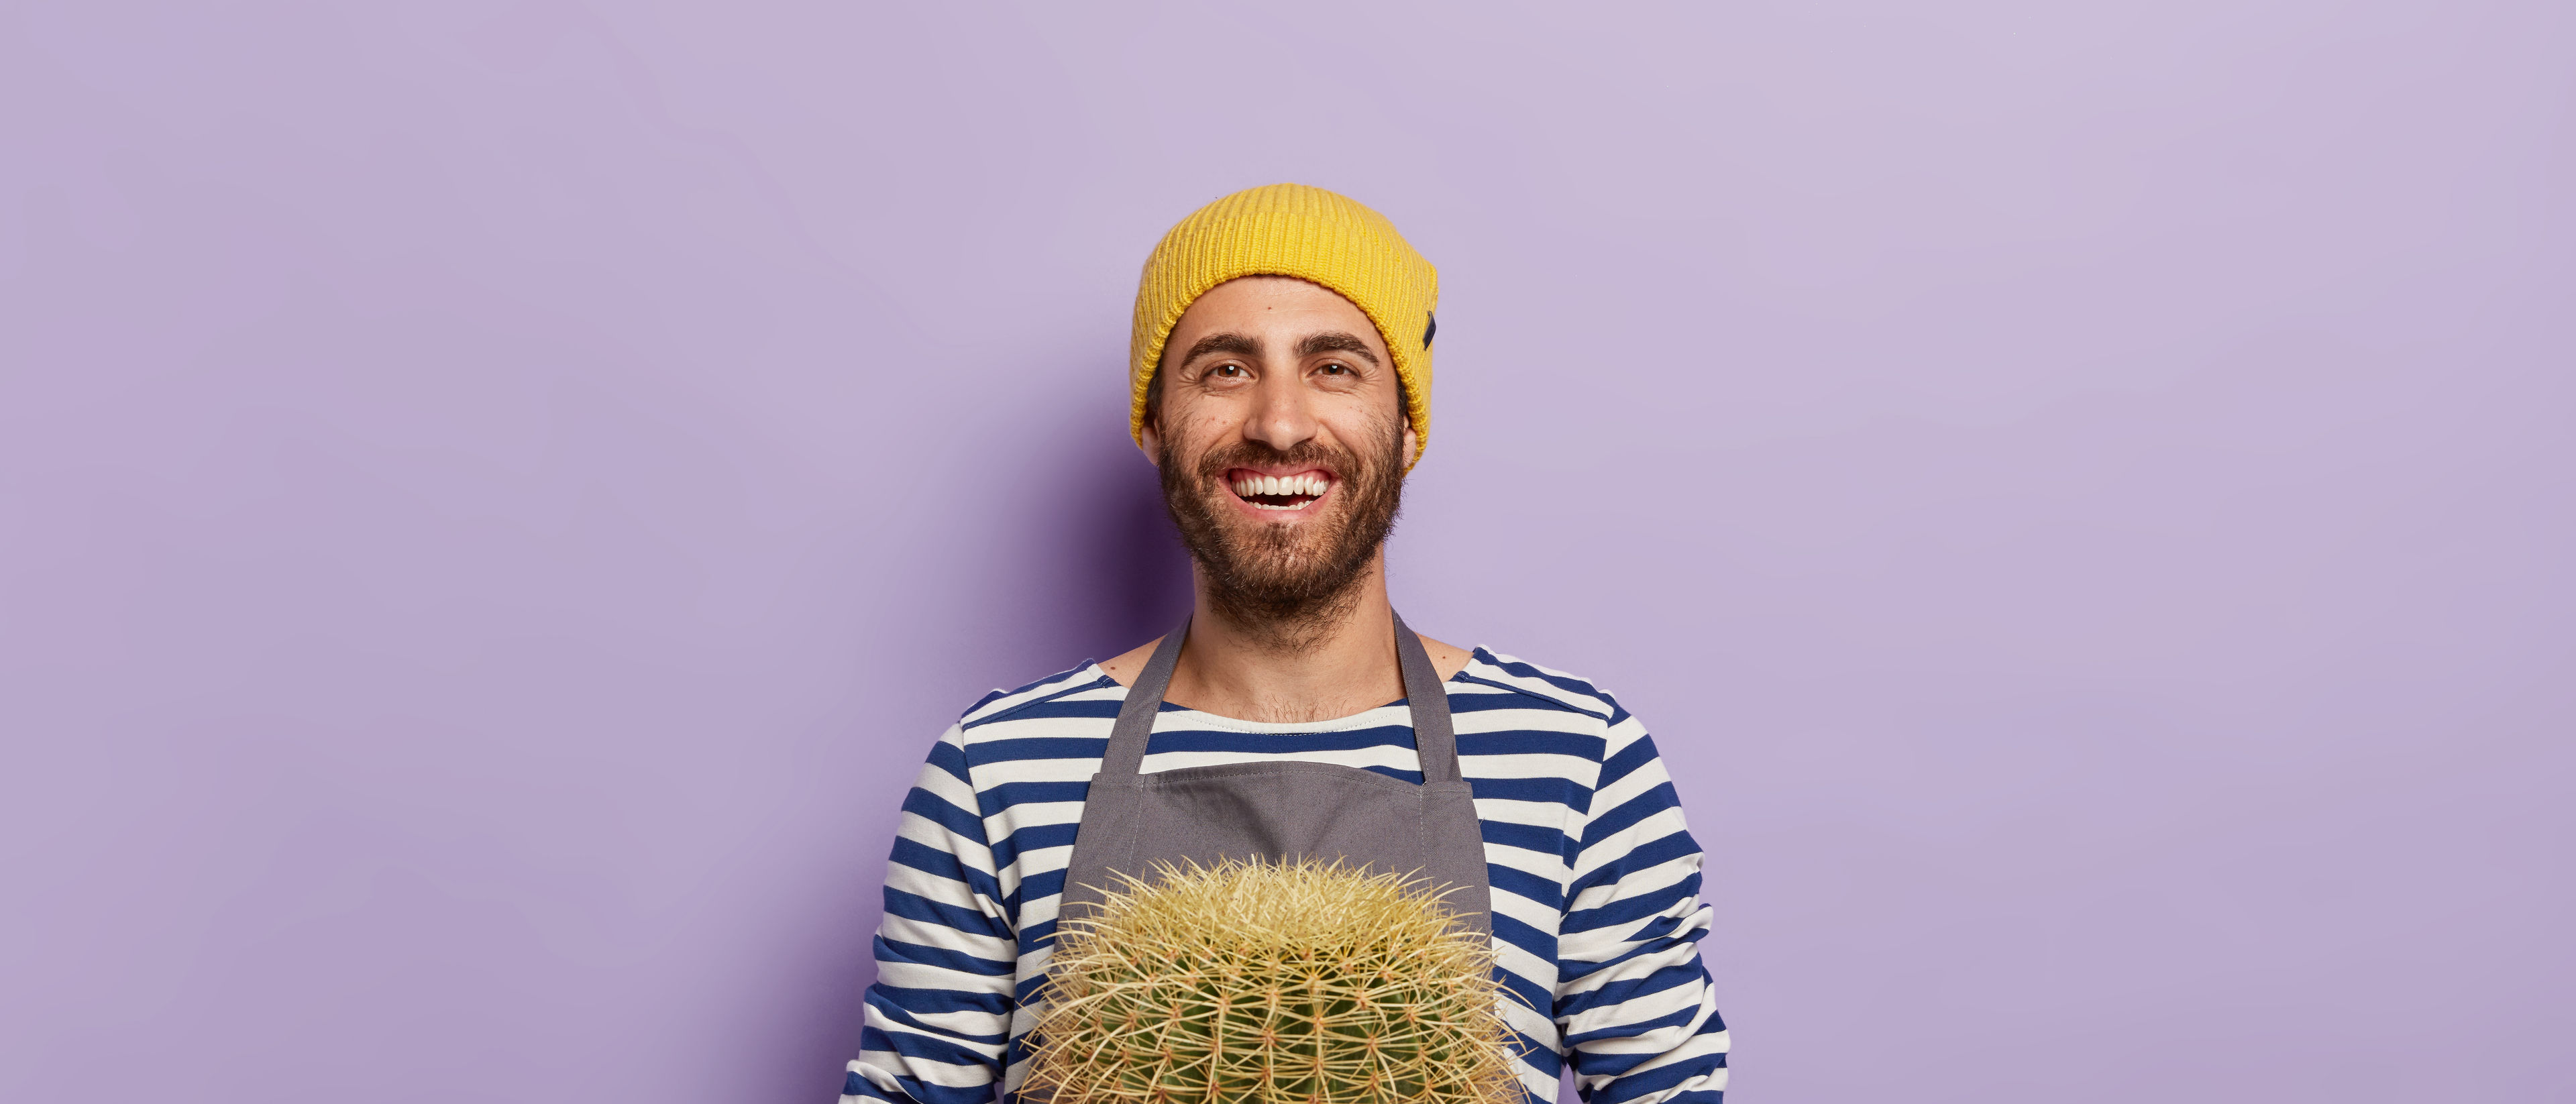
[1129,183,1440,465]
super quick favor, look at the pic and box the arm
[1554,704,1729,1104]
[843,723,1018,1104]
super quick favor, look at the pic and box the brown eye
[1210,364,1245,378]
[1320,362,1350,376]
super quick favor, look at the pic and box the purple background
[4,2,2571,1101]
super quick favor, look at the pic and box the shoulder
[956,663,1126,730]
[1097,636,1161,688]
[1450,647,1630,727]
[1416,634,1474,681]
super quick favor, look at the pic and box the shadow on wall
[948,395,1198,686]
[812,390,1193,1093]
[1045,433,1195,659]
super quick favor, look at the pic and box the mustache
[1191,439,1352,486]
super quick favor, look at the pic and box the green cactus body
[1028,859,1523,1104]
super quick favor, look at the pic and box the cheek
[1162,408,1234,470]
[1171,400,1242,447]
[1323,404,1403,454]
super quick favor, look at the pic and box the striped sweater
[844,648,1728,1104]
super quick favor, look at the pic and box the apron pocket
[1131,763,1432,881]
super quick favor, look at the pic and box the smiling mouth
[1228,470,1334,511]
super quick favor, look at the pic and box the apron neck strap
[1098,612,1463,784]
[1389,612,1463,783]
[1099,621,1188,779]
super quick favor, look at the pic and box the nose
[1242,371,1321,453]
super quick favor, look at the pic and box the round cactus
[1027,858,1524,1104]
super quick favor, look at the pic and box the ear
[1400,421,1419,470]
[1139,421,1163,467]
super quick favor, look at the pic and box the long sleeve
[843,724,1018,1104]
[1554,704,1729,1104]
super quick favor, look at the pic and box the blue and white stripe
[845,649,1728,1104]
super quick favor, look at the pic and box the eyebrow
[1295,331,1381,367]
[1179,333,1263,366]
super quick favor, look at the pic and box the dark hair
[1143,362,1165,429]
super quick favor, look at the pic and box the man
[843,184,1728,1104]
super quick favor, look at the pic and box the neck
[1165,553,1401,723]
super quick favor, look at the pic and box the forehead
[1171,276,1384,349]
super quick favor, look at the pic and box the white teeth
[1230,473,1332,502]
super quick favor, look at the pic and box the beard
[1159,423,1405,651]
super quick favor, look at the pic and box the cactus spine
[1028,859,1523,1104]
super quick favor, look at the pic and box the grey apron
[1056,612,1494,937]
